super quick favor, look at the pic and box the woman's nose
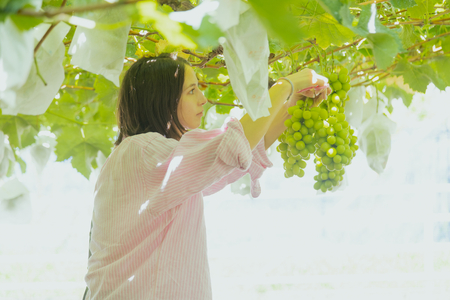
[200,94,207,106]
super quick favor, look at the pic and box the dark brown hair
[114,52,192,146]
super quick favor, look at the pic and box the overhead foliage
[0,0,449,181]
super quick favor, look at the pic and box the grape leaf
[407,0,439,18]
[94,75,119,108]
[300,13,355,49]
[384,85,414,107]
[9,15,43,31]
[248,0,308,46]
[429,56,450,87]
[399,24,418,49]
[441,36,450,53]
[390,0,417,9]
[367,33,399,70]
[0,114,40,149]
[215,86,236,115]
[392,59,441,93]
[55,125,113,179]
[316,0,346,23]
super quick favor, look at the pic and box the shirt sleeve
[141,117,253,216]
[202,137,273,198]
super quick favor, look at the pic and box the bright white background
[1,85,450,300]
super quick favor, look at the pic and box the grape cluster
[276,67,359,193]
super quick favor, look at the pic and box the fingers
[311,70,329,86]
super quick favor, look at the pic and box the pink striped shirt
[85,117,272,299]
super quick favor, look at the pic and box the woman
[83,52,329,299]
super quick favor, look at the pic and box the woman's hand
[279,68,332,108]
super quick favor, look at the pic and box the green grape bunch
[276,67,359,193]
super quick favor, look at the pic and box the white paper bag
[3,22,71,115]
[69,6,131,87]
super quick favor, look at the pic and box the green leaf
[0,115,40,149]
[248,0,308,46]
[393,59,441,93]
[178,16,222,51]
[316,0,345,23]
[407,0,439,18]
[429,56,450,87]
[94,75,119,108]
[9,14,43,30]
[441,36,450,53]
[55,125,113,179]
[300,13,355,49]
[384,85,414,107]
[399,24,418,49]
[390,0,417,9]
[367,33,399,70]
[137,1,196,49]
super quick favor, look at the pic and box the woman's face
[177,65,207,130]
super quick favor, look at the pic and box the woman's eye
[189,88,195,94]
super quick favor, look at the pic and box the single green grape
[336,144,345,154]
[305,119,314,128]
[320,142,331,152]
[295,140,306,150]
[330,106,338,115]
[292,122,301,131]
[279,143,288,151]
[291,116,300,123]
[318,128,327,137]
[302,111,311,120]
[333,123,343,132]
[319,109,328,120]
[284,119,292,127]
[316,149,326,157]
[306,144,315,154]
[327,135,336,145]
[313,181,322,190]
[340,169,345,175]
[314,120,324,130]
[288,157,296,164]
[322,155,332,165]
[284,169,294,178]
[341,156,349,165]
[298,160,307,169]
[332,81,342,91]
[300,126,309,135]
[297,100,305,106]
[292,165,301,175]
[340,121,349,128]
[297,169,305,178]
[328,116,337,124]
[349,128,355,135]
[287,137,296,146]
[326,127,335,135]
[331,94,340,104]
[344,137,350,144]
[333,155,342,163]
[293,109,303,119]
[337,129,348,139]
[308,127,315,134]
[336,113,346,122]
[289,147,299,156]
[338,73,349,84]
[329,73,338,82]
[303,135,313,144]
[344,149,353,158]
[306,99,314,107]
[334,163,343,170]
[343,83,351,92]
[327,147,337,157]
[320,185,327,193]
[351,136,358,145]
[300,148,309,158]
[320,173,328,180]
[328,171,336,179]
[293,132,303,141]
[311,111,319,121]
[326,162,335,171]
[324,180,332,189]
[337,90,347,101]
